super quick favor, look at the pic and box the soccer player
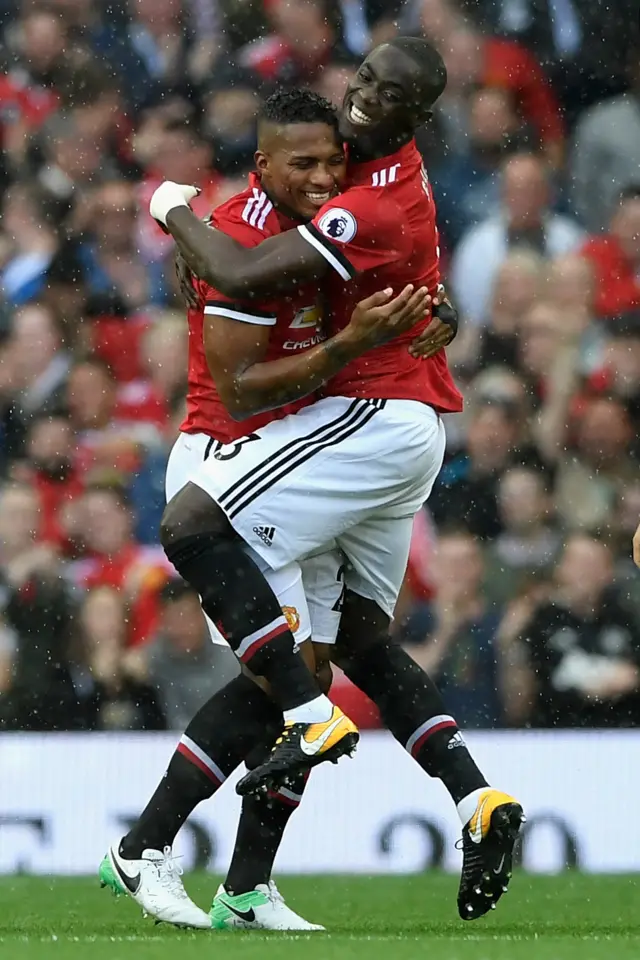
[102,89,431,931]
[149,37,523,923]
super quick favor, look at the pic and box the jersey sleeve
[201,209,278,325]
[296,186,410,281]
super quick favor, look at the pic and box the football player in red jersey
[103,89,431,931]
[149,39,523,923]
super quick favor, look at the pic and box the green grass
[2,873,640,959]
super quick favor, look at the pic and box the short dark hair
[83,479,131,510]
[388,37,447,106]
[259,88,339,132]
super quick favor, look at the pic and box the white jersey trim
[297,223,352,281]
[241,188,273,231]
[204,305,277,325]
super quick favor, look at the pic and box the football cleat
[457,789,525,920]
[99,843,211,929]
[211,881,325,931]
[236,705,359,796]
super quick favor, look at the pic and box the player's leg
[211,550,343,930]
[101,562,322,929]
[99,670,283,927]
[334,510,524,920]
[160,481,357,791]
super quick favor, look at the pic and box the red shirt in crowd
[0,70,58,152]
[76,544,173,647]
[481,37,564,150]
[580,235,640,319]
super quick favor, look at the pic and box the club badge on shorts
[282,605,301,633]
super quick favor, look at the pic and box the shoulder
[212,186,276,248]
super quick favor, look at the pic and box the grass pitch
[1,873,640,959]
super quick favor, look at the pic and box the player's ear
[255,150,268,174]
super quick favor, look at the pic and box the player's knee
[160,482,233,551]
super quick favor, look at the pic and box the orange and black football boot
[236,705,359,796]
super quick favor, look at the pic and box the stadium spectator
[80,181,169,310]
[146,579,238,729]
[1,303,70,461]
[65,357,164,475]
[571,54,640,233]
[69,482,171,647]
[18,413,84,553]
[0,482,76,731]
[552,396,636,535]
[587,313,640,427]
[579,188,640,320]
[485,465,560,608]
[240,0,341,84]
[402,530,506,728]
[75,585,165,730]
[504,535,640,728]
[451,152,584,326]
[432,86,535,252]
[0,183,59,306]
[435,25,564,165]
[200,64,260,176]
[429,398,528,540]
[472,250,546,373]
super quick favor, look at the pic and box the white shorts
[190,397,446,617]
[166,432,344,646]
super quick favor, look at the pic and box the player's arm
[168,206,329,298]
[204,286,428,419]
[151,182,404,299]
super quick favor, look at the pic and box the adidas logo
[447,731,466,750]
[253,525,275,546]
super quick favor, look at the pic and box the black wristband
[432,299,458,339]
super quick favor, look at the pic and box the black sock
[225,773,309,895]
[121,675,282,858]
[164,531,320,709]
[340,639,487,804]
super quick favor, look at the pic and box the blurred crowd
[1,0,640,733]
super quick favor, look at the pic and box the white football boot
[99,843,211,929]
[210,881,325,931]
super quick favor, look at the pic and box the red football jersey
[180,173,324,442]
[297,140,463,413]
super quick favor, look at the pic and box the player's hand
[633,522,640,568]
[175,250,200,308]
[346,284,430,349]
[149,181,201,228]
[409,288,458,359]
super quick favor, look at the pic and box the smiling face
[339,43,441,156]
[256,121,346,221]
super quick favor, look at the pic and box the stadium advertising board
[0,731,633,874]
